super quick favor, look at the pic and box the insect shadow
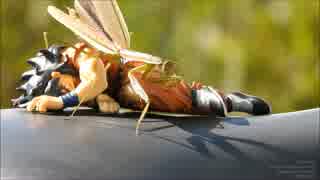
[164,116,304,163]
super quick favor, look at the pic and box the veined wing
[48,6,117,54]
[75,0,130,49]
[49,1,161,65]
[74,0,114,43]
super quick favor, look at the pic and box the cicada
[13,0,271,135]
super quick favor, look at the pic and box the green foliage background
[1,0,319,113]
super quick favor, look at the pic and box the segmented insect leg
[127,64,151,135]
[136,102,150,135]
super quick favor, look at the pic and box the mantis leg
[127,64,151,135]
[136,101,150,135]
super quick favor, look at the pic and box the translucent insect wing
[74,0,112,41]
[49,1,163,65]
[48,6,117,54]
[75,0,130,49]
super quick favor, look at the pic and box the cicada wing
[48,6,117,54]
[120,49,162,64]
[75,0,130,49]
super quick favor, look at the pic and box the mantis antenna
[43,32,49,49]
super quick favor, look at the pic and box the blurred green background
[1,0,319,113]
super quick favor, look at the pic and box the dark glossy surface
[1,108,319,180]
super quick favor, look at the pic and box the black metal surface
[1,108,319,180]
